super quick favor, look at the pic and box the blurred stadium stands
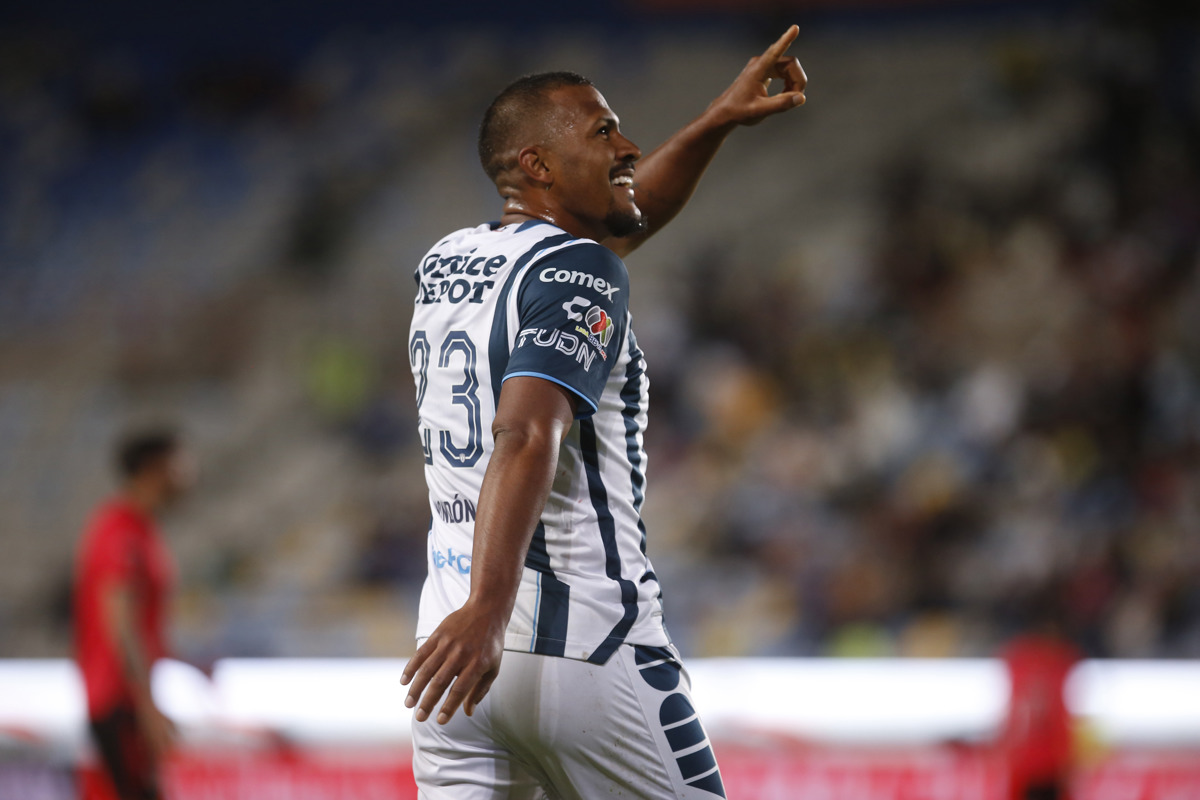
[0,0,1197,676]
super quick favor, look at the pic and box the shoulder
[436,223,494,249]
[91,500,133,534]
[533,239,626,273]
[79,502,142,569]
[417,224,497,267]
[522,241,629,306]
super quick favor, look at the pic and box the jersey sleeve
[90,516,139,586]
[503,243,629,418]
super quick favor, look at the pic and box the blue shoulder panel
[503,243,629,418]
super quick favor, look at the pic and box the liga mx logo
[586,306,613,347]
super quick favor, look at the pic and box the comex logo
[540,267,620,300]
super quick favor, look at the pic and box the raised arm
[401,376,577,724]
[602,25,807,258]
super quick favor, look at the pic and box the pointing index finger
[758,24,799,72]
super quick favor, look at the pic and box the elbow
[491,419,565,456]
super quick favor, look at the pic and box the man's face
[542,85,645,239]
[160,448,197,506]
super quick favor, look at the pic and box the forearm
[118,631,157,716]
[465,426,562,620]
[104,586,157,712]
[605,26,806,257]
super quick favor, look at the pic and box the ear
[516,146,553,188]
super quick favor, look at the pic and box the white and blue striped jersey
[409,219,669,664]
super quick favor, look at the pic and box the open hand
[400,601,506,725]
[709,25,807,127]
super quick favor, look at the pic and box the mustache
[609,160,636,179]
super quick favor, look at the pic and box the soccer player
[73,429,193,800]
[999,590,1082,800]
[401,27,806,798]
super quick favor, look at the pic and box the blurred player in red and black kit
[73,429,194,800]
[999,589,1082,800]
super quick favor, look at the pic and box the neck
[122,481,161,517]
[499,193,603,242]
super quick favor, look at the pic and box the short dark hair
[116,428,179,479]
[477,71,593,182]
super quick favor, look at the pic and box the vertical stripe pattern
[525,522,570,656]
[581,418,640,665]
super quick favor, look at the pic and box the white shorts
[411,643,726,799]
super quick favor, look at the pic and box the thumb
[763,91,805,114]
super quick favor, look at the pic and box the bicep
[493,376,577,444]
